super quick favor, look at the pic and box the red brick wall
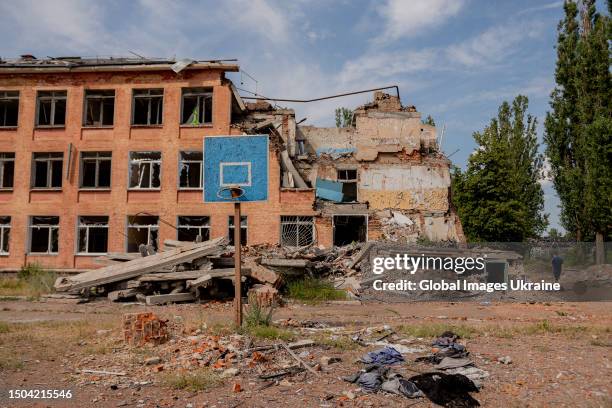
[0,69,317,271]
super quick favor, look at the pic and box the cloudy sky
[0,0,570,231]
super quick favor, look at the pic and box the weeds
[161,368,223,391]
[244,325,294,341]
[244,294,275,327]
[0,263,56,299]
[0,321,10,333]
[287,278,347,303]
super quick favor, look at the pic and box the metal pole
[234,202,242,327]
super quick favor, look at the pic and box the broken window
[77,216,109,254]
[129,152,161,189]
[181,88,212,125]
[177,216,210,242]
[29,216,59,254]
[337,169,358,202]
[228,216,247,246]
[36,91,66,127]
[280,216,314,247]
[132,89,163,125]
[83,90,115,126]
[80,151,111,188]
[0,153,15,189]
[178,151,203,189]
[0,91,19,127]
[32,152,63,189]
[0,216,10,254]
[127,216,159,253]
[333,215,367,246]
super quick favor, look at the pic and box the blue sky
[0,0,571,231]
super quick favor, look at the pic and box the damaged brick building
[0,56,463,272]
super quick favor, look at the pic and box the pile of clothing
[416,331,489,389]
[344,345,482,407]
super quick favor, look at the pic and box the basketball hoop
[216,185,245,200]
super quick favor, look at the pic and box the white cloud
[227,0,291,44]
[376,0,465,41]
[446,20,544,67]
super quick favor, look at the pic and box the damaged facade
[0,56,462,272]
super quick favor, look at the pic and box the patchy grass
[208,322,234,336]
[314,334,359,351]
[0,263,56,299]
[244,294,275,328]
[0,321,10,333]
[287,278,347,303]
[244,325,294,341]
[590,338,612,347]
[396,320,610,341]
[161,368,223,391]
[555,310,569,316]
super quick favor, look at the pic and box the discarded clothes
[359,346,404,365]
[381,374,424,398]
[445,366,490,389]
[343,364,389,392]
[433,331,460,347]
[435,357,474,370]
[409,372,480,408]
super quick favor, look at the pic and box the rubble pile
[53,237,281,305]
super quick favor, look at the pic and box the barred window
[280,216,314,247]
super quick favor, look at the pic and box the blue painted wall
[203,135,269,202]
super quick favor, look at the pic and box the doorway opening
[333,215,367,246]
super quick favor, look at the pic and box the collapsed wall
[236,91,465,247]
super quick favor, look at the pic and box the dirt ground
[0,299,610,408]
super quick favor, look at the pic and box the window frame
[128,151,162,190]
[280,215,315,248]
[0,216,10,255]
[35,90,67,128]
[0,91,19,128]
[0,153,15,190]
[31,152,63,189]
[228,215,248,246]
[79,151,112,189]
[126,215,159,253]
[180,87,213,126]
[76,216,109,255]
[83,90,115,127]
[177,216,211,242]
[28,216,59,255]
[336,168,358,202]
[131,88,164,126]
[178,151,203,190]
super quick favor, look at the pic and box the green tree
[452,96,548,242]
[422,115,436,126]
[335,107,352,127]
[544,0,611,262]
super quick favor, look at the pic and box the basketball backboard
[203,135,269,202]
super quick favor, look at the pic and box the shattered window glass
[29,216,59,254]
[129,152,161,189]
[32,152,63,189]
[179,151,203,188]
[84,90,115,126]
[0,91,19,127]
[81,152,112,188]
[132,89,163,125]
[228,216,247,246]
[77,216,109,253]
[0,216,10,254]
[36,91,66,127]
[177,216,210,242]
[127,216,159,253]
[0,153,15,189]
[181,88,212,125]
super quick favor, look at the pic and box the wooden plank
[145,292,195,305]
[107,288,140,302]
[186,274,212,290]
[54,237,227,292]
